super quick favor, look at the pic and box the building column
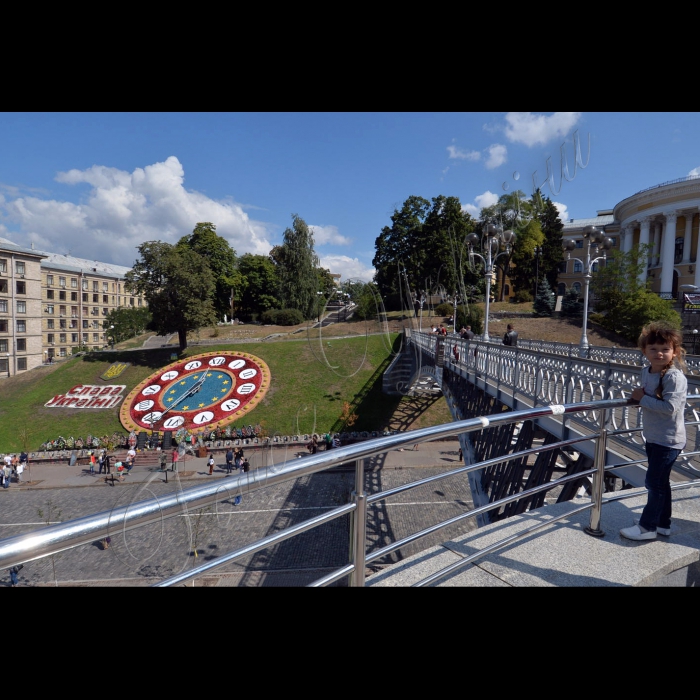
[621,226,631,253]
[638,216,651,285]
[683,211,694,262]
[653,221,663,266]
[660,210,678,294]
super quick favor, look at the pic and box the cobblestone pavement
[2,439,473,587]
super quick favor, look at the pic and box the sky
[1,111,699,283]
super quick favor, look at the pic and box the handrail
[2,393,700,587]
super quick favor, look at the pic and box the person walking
[98,449,106,474]
[171,447,179,472]
[225,448,234,474]
[2,462,11,489]
[89,451,96,474]
[159,451,168,471]
[9,565,22,586]
[18,450,28,483]
[453,344,460,364]
[103,452,111,475]
[207,454,215,475]
[503,323,518,346]
[620,322,688,541]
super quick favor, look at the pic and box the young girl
[620,322,688,541]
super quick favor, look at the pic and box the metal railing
[1,396,699,587]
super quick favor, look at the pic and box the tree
[125,241,217,352]
[274,214,319,319]
[533,276,556,316]
[560,287,583,318]
[237,253,280,321]
[537,193,565,292]
[177,222,242,321]
[103,306,152,344]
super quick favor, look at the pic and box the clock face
[120,351,270,434]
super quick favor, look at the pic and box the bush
[260,308,305,326]
[434,302,454,317]
[513,289,533,303]
[455,305,483,335]
[561,288,583,318]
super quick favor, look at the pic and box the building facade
[0,238,144,376]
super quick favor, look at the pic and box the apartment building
[0,238,144,376]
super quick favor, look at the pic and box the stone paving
[1,439,470,587]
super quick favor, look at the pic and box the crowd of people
[1,451,28,487]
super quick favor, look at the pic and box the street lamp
[451,292,461,334]
[534,245,543,300]
[413,291,426,332]
[467,224,515,342]
[693,329,698,355]
[109,325,115,349]
[563,225,613,357]
[316,291,324,323]
[5,352,10,378]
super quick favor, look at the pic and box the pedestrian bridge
[2,331,700,586]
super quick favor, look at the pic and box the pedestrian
[620,322,688,541]
[207,455,215,475]
[159,451,167,471]
[234,447,243,471]
[98,449,106,474]
[324,433,333,450]
[126,446,136,472]
[89,451,96,474]
[225,448,234,474]
[104,452,111,475]
[464,325,475,340]
[242,458,250,473]
[2,462,11,489]
[9,565,22,586]
[503,323,518,346]
[102,536,111,550]
[307,435,318,454]
[15,460,24,483]
[171,447,178,472]
[332,435,341,448]
[453,344,460,364]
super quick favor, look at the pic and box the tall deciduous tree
[177,222,242,320]
[274,214,319,319]
[125,241,217,352]
[103,307,152,344]
[237,253,280,320]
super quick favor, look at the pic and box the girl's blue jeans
[639,442,682,532]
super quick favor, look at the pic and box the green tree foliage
[560,287,583,318]
[537,193,565,291]
[508,217,545,298]
[590,245,649,333]
[237,253,280,321]
[125,241,217,352]
[455,304,483,335]
[103,307,152,344]
[533,276,556,316]
[177,222,242,320]
[274,214,319,319]
[372,195,475,308]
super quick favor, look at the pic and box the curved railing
[1,395,699,587]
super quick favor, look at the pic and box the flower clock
[120,351,270,434]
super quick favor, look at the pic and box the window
[47,319,54,329]
[47,289,54,300]
[15,261,25,275]
[16,320,26,333]
[17,358,26,371]
[71,278,78,288]
[60,348,66,357]
[130,297,135,306]
[59,305,66,316]
[675,237,684,264]
[82,280,88,290]
[0,339,6,352]
[103,282,108,292]
[575,240,583,248]
[59,319,66,329]
[610,237,617,247]
[72,333,79,343]
[0,300,6,313]
[16,301,26,313]
[0,259,6,273]
[138,297,142,306]
[0,321,6,334]
[46,304,54,315]
[16,338,26,352]
[82,319,88,329]
[71,292,77,302]
[82,333,88,343]
[60,333,67,343]
[92,321,99,329]
[93,333,99,343]
[572,282,582,294]
[59,291,66,301]
[59,276,66,287]
[103,295,108,304]
[102,308,108,316]
[92,294,98,303]
[557,283,566,296]
[16,281,26,294]
[591,262,599,272]
[70,320,77,329]
[48,333,54,344]
[46,274,53,286]
[574,260,583,273]
[558,260,568,273]
[93,281,98,292]
[92,307,99,316]
[71,306,78,317]
[0,280,7,293]
[82,293,88,302]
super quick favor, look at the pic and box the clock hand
[153,372,208,425]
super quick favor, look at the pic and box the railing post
[348,458,367,587]
[585,407,608,537]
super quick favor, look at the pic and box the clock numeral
[161,370,179,381]
[228,359,245,369]
[209,356,226,366]
[237,383,256,395]
[193,411,215,425]
[221,398,241,412]
[239,368,257,380]
[184,360,202,371]
[142,385,161,395]
[163,416,185,429]
[142,411,163,424]
[135,399,155,412]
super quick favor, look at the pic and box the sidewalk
[8,439,461,491]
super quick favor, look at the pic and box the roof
[40,252,132,277]
[0,237,48,259]
[562,214,615,231]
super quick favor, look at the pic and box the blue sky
[0,112,698,283]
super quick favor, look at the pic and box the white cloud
[552,201,569,222]
[447,144,480,161]
[484,144,507,169]
[309,224,351,246]
[1,156,273,267]
[461,190,500,219]
[319,254,375,283]
[689,167,700,178]
[503,112,582,148]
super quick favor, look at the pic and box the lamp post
[563,225,613,357]
[413,291,426,332]
[5,352,10,378]
[534,245,543,300]
[451,292,461,334]
[467,224,515,342]
[316,291,324,323]
[693,329,698,355]
[109,325,115,349]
